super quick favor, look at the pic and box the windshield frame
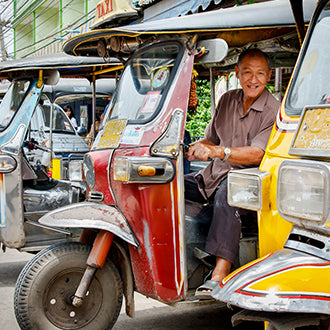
[285,0,330,116]
[102,40,184,127]
[0,79,32,132]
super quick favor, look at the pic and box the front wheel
[14,242,123,329]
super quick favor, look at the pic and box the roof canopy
[0,53,123,81]
[43,78,117,103]
[64,0,317,61]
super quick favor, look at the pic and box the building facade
[12,0,100,58]
[12,0,262,58]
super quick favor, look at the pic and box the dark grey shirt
[199,88,280,197]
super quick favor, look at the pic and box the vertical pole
[49,102,54,168]
[275,67,282,102]
[0,19,8,61]
[92,76,96,142]
[210,68,215,116]
[59,0,63,35]
[33,11,36,52]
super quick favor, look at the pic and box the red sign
[96,0,113,19]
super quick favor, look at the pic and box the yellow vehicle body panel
[248,264,330,296]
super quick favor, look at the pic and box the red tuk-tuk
[14,1,324,329]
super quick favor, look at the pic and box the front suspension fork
[72,229,114,307]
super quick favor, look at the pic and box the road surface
[0,248,262,330]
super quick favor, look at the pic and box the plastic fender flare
[39,202,138,247]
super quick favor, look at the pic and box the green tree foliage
[185,78,281,141]
[185,79,212,141]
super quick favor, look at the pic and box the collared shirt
[198,88,280,197]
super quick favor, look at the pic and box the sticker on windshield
[141,91,160,113]
[151,67,170,90]
[94,119,127,149]
[121,126,143,145]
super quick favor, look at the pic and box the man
[185,48,280,299]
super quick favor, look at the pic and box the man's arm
[187,141,264,166]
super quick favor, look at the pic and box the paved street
[0,248,262,330]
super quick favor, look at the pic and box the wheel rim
[43,268,103,329]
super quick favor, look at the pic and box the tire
[14,242,123,330]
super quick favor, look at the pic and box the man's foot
[195,280,219,300]
[198,257,231,294]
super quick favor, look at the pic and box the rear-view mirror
[196,39,228,64]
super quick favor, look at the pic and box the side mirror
[196,39,228,64]
[44,70,60,85]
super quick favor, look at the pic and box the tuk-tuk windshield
[103,42,181,124]
[286,1,330,115]
[0,80,30,131]
[30,103,75,134]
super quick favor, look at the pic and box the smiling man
[185,48,280,299]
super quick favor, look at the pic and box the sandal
[195,280,219,300]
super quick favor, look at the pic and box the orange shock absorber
[72,230,114,307]
[79,229,97,245]
[87,230,114,269]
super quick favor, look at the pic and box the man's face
[235,55,272,101]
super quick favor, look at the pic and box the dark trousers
[184,172,241,264]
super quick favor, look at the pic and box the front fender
[39,202,138,247]
[212,249,330,314]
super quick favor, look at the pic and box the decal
[141,91,160,113]
[93,119,127,149]
[290,106,330,156]
[151,67,170,90]
[121,125,143,145]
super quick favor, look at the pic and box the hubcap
[44,268,103,329]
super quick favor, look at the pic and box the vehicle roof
[0,53,123,80]
[43,77,116,103]
[63,0,317,57]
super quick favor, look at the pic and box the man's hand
[186,139,265,165]
[187,141,222,162]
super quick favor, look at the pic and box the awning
[140,0,224,21]
[0,53,122,80]
[64,0,318,57]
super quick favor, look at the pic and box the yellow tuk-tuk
[14,1,328,329]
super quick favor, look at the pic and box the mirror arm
[289,0,306,45]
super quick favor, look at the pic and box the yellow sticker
[290,106,330,157]
[95,119,128,149]
[293,107,330,150]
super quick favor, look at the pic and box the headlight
[278,160,329,226]
[68,160,83,182]
[227,168,270,211]
[83,154,95,188]
[0,154,17,173]
[113,156,175,183]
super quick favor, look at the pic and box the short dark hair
[238,49,271,69]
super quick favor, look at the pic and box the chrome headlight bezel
[277,159,330,228]
[83,153,95,188]
[68,159,84,182]
[0,154,17,173]
[113,156,175,183]
[227,168,271,211]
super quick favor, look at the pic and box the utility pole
[0,0,10,61]
[0,19,8,61]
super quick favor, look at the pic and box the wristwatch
[223,147,231,162]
